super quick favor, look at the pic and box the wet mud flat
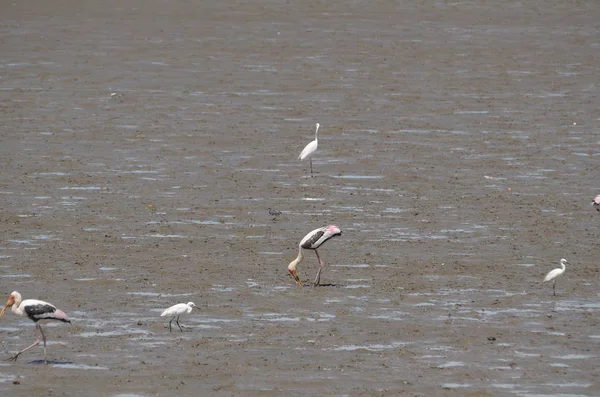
[1,0,600,396]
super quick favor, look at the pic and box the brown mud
[1,1,599,396]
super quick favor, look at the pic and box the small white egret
[593,195,600,211]
[160,302,199,332]
[298,123,320,177]
[288,225,342,287]
[543,258,568,296]
[0,291,71,364]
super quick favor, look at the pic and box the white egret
[160,302,199,332]
[298,123,320,177]
[543,258,568,296]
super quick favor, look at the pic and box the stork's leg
[6,323,42,362]
[313,249,324,286]
[38,324,48,364]
[176,316,184,332]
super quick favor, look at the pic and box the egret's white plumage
[160,302,198,332]
[0,291,71,363]
[543,258,568,296]
[298,123,320,177]
[288,224,342,287]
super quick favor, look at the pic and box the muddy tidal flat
[1,1,600,396]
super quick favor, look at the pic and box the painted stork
[0,291,71,364]
[288,224,342,287]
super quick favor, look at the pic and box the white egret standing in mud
[0,291,71,364]
[160,302,199,332]
[593,195,600,211]
[288,224,342,287]
[543,258,568,296]
[298,123,320,177]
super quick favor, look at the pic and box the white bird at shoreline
[543,258,568,296]
[160,302,199,332]
[298,123,320,177]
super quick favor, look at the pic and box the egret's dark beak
[289,269,303,287]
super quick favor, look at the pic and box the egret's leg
[176,316,184,332]
[313,249,324,286]
[168,316,175,332]
[553,280,556,296]
[6,324,42,362]
[310,159,313,177]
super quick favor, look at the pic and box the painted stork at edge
[0,291,71,364]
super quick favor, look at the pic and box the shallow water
[1,0,600,396]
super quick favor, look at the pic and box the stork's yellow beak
[289,269,303,287]
[0,304,9,319]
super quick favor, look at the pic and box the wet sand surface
[1,1,600,396]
